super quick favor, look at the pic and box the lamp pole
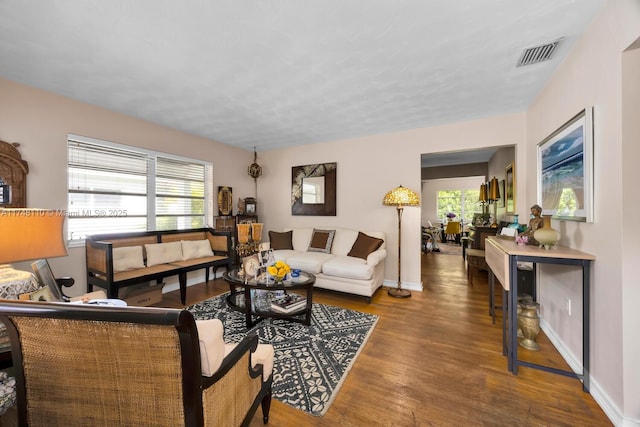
[382,185,419,299]
[389,204,411,298]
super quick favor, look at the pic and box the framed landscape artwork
[537,107,594,222]
[504,165,515,213]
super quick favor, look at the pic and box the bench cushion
[145,242,183,266]
[113,246,145,272]
[181,240,213,260]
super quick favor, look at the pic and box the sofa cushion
[347,232,384,260]
[181,239,213,260]
[269,230,293,250]
[286,252,334,274]
[113,246,145,272]
[195,319,225,377]
[145,241,183,267]
[290,228,313,252]
[308,229,336,254]
[322,255,375,280]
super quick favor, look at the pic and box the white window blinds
[67,135,212,241]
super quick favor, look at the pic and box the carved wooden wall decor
[0,140,29,208]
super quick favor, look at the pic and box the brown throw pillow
[269,230,293,250]
[308,229,336,253]
[348,232,384,260]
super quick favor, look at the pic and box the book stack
[270,293,306,313]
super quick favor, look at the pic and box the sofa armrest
[366,248,387,266]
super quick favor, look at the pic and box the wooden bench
[85,228,232,304]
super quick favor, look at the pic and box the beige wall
[257,113,526,291]
[621,24,640,425]
[526,0,640,423]
[0,77,255,293]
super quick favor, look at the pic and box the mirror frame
[291,162,336,216]
[217,186,233,216]
[0,140,28,208]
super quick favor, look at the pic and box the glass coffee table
[223,268,315,328]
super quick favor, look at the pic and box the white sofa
[268,228,386,301]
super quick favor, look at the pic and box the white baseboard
[382,279,423,292]
[540,319,637,426]
[161,267,227,295]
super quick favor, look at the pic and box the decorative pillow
[113,246,145,272]
[308,229,336,254]
[195,319,225,377]
[269,230,293,250]
[144,241,183,266]
[347,232,384,260]
[181,239,213,260]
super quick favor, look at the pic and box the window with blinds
[67,135,212,241]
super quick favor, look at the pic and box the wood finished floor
[155,251,611,426]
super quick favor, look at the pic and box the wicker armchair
[0,300,272,426]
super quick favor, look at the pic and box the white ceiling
[0,1,605,154]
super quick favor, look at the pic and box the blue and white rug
[188,293,379,416]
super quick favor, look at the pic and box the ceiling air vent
[516,38,564,67]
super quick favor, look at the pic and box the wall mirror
[0,140,28,208]
[302,176,325,204]
[292,162,336,216]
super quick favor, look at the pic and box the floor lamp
[382,185,420,298]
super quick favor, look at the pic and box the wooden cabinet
[468,226,497,250]
[214,215,259,264]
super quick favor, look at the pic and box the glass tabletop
[225,268,314,287]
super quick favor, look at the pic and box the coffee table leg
[244,288,252,329]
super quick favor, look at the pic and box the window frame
[67,134,213,246]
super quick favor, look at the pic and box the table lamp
[479,183,488,214]
[488,177,500,228]
[0,208,67,269]
[382,185,420,298]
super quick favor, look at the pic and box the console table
[484,236,595,392]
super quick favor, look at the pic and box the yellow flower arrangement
[267,260,290,281]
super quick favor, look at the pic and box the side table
[0,268,41,352]
[0,268,37,418]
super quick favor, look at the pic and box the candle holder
[236,223,263,257]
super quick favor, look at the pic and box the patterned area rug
[434,242,463,255]
[187,294,378,416]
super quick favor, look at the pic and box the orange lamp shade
[0,209,67,264]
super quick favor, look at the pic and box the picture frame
[20,286,53,302]
[537,107,594,222]
[241,254,260,278]
[244,197,257,215]
[499,179,506,208]
[31,259,66,302]
[258,248,274,267]
[505,163,515,214]
[217,186,233,216]
[291,162,337,216]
